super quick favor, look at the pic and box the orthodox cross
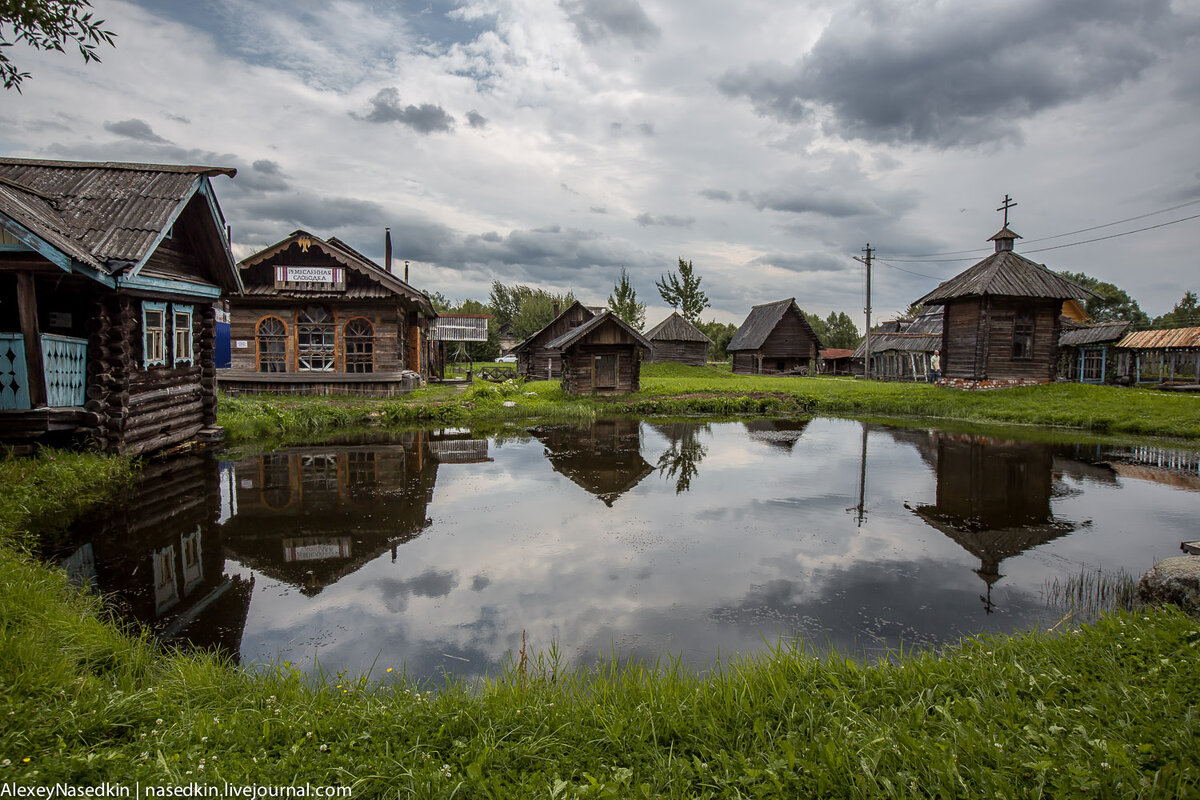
[996,194,1017,227]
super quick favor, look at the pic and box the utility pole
[853,244,873,380]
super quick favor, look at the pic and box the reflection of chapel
[220,230,436,396]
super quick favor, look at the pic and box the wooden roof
[645,311,712,343]
[1116,326,1200,350]
[511,300,594,352]
[727,298,822,351]
[237,229,434,314]
[544,309,653,351]
[0,157,239,288]
[1058,321,1131,347]
[852,333,942,358]
[915,250,1094,306]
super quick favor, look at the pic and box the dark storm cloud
[234,159,290,192]
[466,110,489,129]
[374,569,459,613]
[719,0,1188,148]
[238,194,388,229]
[448,224,651,284]
[739,188,876,218]
[354,88,456,134]
[634,212,695,228]
[562,0,661,49]
[750,252,850,274]
[636,122,655,137]
[103,119,169,143]
[699,188,733,202]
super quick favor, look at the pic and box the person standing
[929,349,941,383]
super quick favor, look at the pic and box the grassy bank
[3,450,1199,796]
[218,363,1200,444]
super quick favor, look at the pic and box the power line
[1023,212,1200,254]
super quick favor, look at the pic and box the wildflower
[441,764,453,779]
[1,759,9,767]
[320,744,329,752]
[1101,762,1110,769]
[307,732,314,739]
[213,717,220,723]
[155,719,163,725]
[386,668,393,673]
[993,743,1003,750]
[201,737,208,742]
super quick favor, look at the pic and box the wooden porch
[217,369,423,396]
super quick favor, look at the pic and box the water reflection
[910,434,1083,612]
[49,419,1199,681]
[529,419,653,506]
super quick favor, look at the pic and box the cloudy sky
[3,0,1199,324]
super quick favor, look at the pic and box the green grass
[2,449,1200,795]
[217,364,1200,445]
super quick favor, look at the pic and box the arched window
[256,317,288,373]
[297,306,335,372]
[344,318,374,373]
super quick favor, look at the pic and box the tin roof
[1115,326,1200,350]
[0,157,235,275]
[819,348,857,360]
[728,298,822,352]
[1058,321,1131,347]
[645,311,711,343]
[544,309,653,351]
[915,250,1094,306]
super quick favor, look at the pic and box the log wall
[943,298,1060,382]
[648,340,706,365]
[517,305,593,379]
[561,343,642,394]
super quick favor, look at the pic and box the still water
[49,418,1199,682]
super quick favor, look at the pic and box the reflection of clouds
[223,419,1195,682]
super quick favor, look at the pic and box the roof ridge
[0,157,235,178]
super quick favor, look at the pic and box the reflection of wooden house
[0,158,242,453]
[221,230,436,396]
[913,434,1078,611]
[914,224,1092,389]
[546,310,652,395]
[1057,321,1130,384]
[645,311,710,365]
[744,419,811,452]
[529,420,653,506]
[51,453,252,658]
[1114,326,1200,386]
[221,433,438,594]
[728,298,822,375]
[513,301,595,380]
[852,307,943,381]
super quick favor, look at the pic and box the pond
[47,418,1199,683]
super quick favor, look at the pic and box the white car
[494,353,517,363]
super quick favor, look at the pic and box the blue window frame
[173,304,194,366]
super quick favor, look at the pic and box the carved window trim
[256,316,288,373]
[142,301,167,368]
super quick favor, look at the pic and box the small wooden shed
[727,298,823,375]
[221,230,436,396]
[1114,326,1200,386]
[0,158,241,454]
[914,225,1092,388]
[1057,321,1131,384]
[645,311,711,365]
[545,310,652,394]
[513,300,595,380]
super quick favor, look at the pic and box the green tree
[607,267,646,330]
[1057,271,1151,327]
[1152,290,1200,329]
[803,311,828,344]
[823,311,861,349]
[902,301,925,319]
[696,319,738,362]
[2,1,116,92]
[656,258,709,323]
[488,280,576,340]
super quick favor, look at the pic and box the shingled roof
[915,230,1093,307]
[645,311,712,343]
[0,157,236,276]
[1058,321,1131,347]
[728,298,821,351]
[544,309,653,351]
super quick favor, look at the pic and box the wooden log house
[914,213,1093,389]
[220,230,436,396]
[0,158,242,454]
[727,298,823,375]
[513,300,596,380]
[645,311,711,365]
[545,309,652,395]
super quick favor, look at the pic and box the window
[257,317,288,373]
[344,318,374,373]
[297,306,335,372]
[172,304,194,365]
[1082,348,1104,382]
[1012,309,1034,360]
[142,302,166,368]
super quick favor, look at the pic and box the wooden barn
[914,223,1092,389]
[0,158,241,454]
[852,306,943,381]
[1057,321,1131,384]
[547,310,652,394]
[220,230,436,396]
[727,298,823,375]
[513,300,596,380]
[645,311,711,365]
[1114,326,1200,386]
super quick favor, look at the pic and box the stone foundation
[937,377,1050,390]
